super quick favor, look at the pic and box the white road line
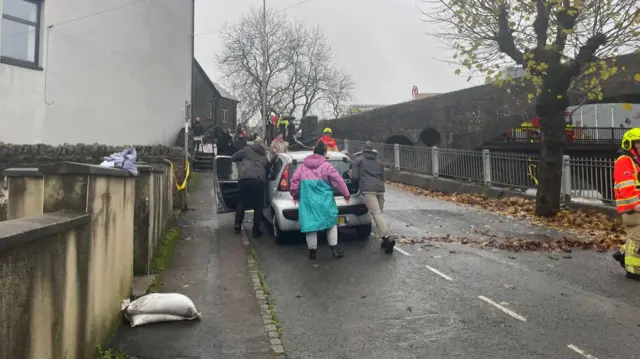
[567,344,598,359]
[425,265,453,281]
[394,246,411,256]
[478,296,527,321]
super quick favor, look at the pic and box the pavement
[110,172,273,359]
[249,185,640,359]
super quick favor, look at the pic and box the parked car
[214,150,372,244]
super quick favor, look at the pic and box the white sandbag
[121,293,202,327]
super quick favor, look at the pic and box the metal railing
[488,126,626,145]
[341,138,615,207]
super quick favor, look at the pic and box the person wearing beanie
[352,141,395,253]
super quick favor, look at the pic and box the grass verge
[96,345,128,359]
[187,171,200,192]
[144,226,182,294]
[251,248,284,338]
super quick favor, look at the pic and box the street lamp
[261,0,268,144]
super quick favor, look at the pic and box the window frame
[222,108,228,123]
[0,0,43,70]
[268,158,283,181]
[207,100,213,119]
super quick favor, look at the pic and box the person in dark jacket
[351,141,395,253]
[216,129,234,156]
[192,117,204,136]
[234,128,248,153]
[231,143,269,237]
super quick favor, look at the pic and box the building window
[222,108,228,123]
[1,0,42,69]
[208,100,213,119]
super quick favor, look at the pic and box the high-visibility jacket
[277,118,289,127]
[614,151,640,214]
[318,135,338,151]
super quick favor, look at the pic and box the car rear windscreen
[290,159,358,194]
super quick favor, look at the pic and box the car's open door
[214,155,240,213]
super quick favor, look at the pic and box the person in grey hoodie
[231,143,269,237]
[351,141,395,253]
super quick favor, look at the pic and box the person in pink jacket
[290,141,351,260]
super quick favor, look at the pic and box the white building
[0,0,194,145]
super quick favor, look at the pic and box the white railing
[341,139,615,207]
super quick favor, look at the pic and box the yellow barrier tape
[169,160,191,191]
[527,158,538,186]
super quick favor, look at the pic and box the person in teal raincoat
[290,141,351,260]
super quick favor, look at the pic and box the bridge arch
[385,135,413,145]
[419,127,441,146]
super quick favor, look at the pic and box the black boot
[330,245,344,259]
[234,224,242,233]
[626,271,640,280]
[308,249,317,260]
[381,237,396,254]
[613,251,625,268]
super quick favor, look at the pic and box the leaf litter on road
[388,182,625,252]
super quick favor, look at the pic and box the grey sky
[194,0,483,107]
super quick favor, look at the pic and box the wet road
[247,185,640,359]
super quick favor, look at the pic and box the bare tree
[421,0,639,216]
[216,7,356,124]
[324,69,356,118]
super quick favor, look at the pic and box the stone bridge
[325,53,640,149]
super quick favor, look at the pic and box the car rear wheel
[355,224,372,239]
[272,212,291,245]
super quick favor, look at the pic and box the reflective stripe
[616,180,637,190]
[616,196,640,206]
[625,240,640,273]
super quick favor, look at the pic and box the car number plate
[337,216,346,225]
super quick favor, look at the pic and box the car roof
[280,150,348,162]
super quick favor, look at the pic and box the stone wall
[0,143,188,210]
[0,162,137,359]
[324,53,640,149]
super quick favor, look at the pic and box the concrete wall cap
[4,168,42,178]
[38,162,132,177]
[0,211,90,253]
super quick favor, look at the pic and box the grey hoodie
[231,143,269,182]
[352,150,385,193]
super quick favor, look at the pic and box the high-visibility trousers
[621,213,640,274]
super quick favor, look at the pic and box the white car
[214,150,372,244]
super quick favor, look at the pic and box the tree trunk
[535,109,565,216]
[534,58,572,217]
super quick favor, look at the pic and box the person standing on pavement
[231,142,269,237]
[612,128,640,279]
[234,128,248,153]
[351,141,395,253]
[290,141,351,260]
[270,133,289,154]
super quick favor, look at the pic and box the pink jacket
[290,154,350,201]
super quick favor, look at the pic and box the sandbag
[121,293,202,327]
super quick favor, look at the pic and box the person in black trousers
[231,143,269,237]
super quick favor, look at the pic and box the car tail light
[282,209,299,220]
[352,205,368,216]
[278,164,290,191]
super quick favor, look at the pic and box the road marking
[394,246,411,256]
[425,265,453,281]
[478,295,527,321]
[567,344,598,359]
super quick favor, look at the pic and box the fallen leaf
[388,182,626,253]
[361,295,367,299]
[406,306,412,312]
[295,292,304,298]
[182,284,190,288]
